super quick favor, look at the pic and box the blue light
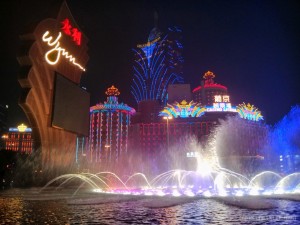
[131,26,184,103]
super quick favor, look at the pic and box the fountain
[1,106,299,225]
[34,106,300,208]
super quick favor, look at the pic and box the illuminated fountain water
[40,106,300,203]
[40,146,300,199]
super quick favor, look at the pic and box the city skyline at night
[1,0,300,127]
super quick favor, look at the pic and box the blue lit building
[132,26,184,104]
[88,86,136,170]
[131,25,184,123]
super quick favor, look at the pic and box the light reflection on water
[0,189,299,225]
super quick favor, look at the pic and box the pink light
[192,83,227,93]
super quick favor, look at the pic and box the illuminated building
[89,86,136,169]
[129,100,215,174]
[17,2,89,172]
[131,24,184,123]
[1,124,34,154]
[132,26,184,104]
[129,70,267,174]
[193,71,228,106]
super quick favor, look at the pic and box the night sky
[1,0,300,126]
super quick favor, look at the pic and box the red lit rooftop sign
[61,18,82,45]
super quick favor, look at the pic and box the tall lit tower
[89,86,136,167]
[131,25,184,105]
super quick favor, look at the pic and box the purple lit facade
[88,86,135,169]
[128,70,267,174]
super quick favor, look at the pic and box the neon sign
[206,103,237,112]
[159,100,206,118]
[61,18,82,45]
[17,123,27,132]
[237,102,263,121]
[214,95,230,103]
[206,95,236,112]
[42,31,85,71]
[9,124,32,132]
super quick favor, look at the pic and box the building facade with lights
[129,102,216,174]
[17,2,89,172]
[1,124,34,154]
[132,26,184,104]
[193,71,228,106]
[131,25,184,124]
[88,86,136,170]
[129,70,266,174]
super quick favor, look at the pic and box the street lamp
[163,116,173,151]
[104,144,110,160]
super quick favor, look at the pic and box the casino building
[131,24,184,124]
[193,71,228,106]
[88,86,135,171]
[128,70,266,174]
[1,124,34,154]
[17,1,89,173]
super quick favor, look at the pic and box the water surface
[0,188,299,224]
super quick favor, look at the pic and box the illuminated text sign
[42,31,85,71]
[206,103,237,112]
[61,18,82,45]
[206,95,237,112]
[214,95,230,103]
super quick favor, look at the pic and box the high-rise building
[88,86,135,170]
[131,25,184,124]
[17,1,89,172]
[131,26,184,104]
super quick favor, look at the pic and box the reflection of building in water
[89,86,135,168]
[1,124,34,154]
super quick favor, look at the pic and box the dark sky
[1,0,300,126]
